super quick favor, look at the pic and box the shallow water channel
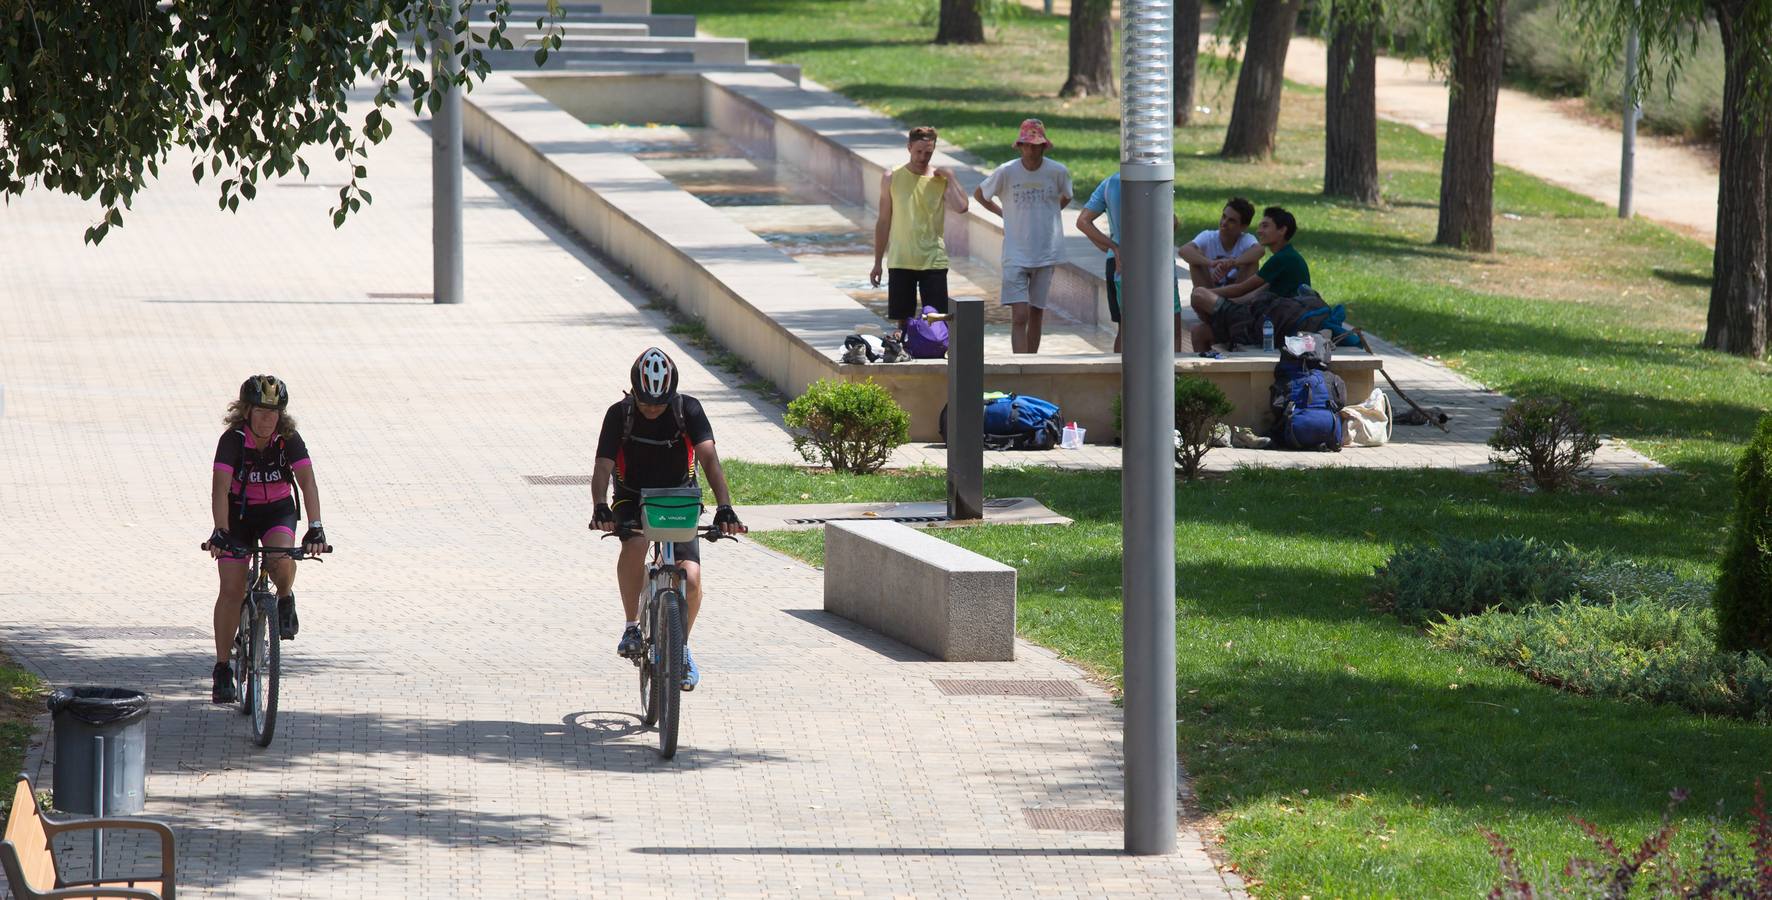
[587,124,1112,352]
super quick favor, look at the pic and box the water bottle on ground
[1261,317,1275,352]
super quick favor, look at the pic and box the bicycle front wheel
[248,597,280,747]
[655,589,684,759]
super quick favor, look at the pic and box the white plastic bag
[1060,421,1086,449]
[1340,388,1393,447]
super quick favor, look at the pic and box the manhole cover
[932,679,1083,698]
[1023,808,1122,831]
[522,475,594,486]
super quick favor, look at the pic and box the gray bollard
[947,298,984,521]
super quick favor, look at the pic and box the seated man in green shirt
[1187,206,1311,352]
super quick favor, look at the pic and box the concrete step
[477,51,800,84]
[500,12,696,37]
[528,35,749,65]
[472,21,649,37]
[504,0,653,15]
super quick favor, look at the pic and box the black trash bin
[48,687,149,815]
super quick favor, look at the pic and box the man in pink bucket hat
[974,118,1072,353]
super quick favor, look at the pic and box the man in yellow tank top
[870,126,969,339]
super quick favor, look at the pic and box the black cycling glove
[207,527,233,552]
[301,525,326,549]
[713,505,741,528]
[592,503,615,529]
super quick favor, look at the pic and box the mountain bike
[200,540,328,746]
[599,487,736,759]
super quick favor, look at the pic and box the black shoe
[617,624,643,659]
[278,594,299,640]
[211,662,236,704]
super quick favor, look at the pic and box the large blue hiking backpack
[982,393,1062,450]
[1271,354,1346,451]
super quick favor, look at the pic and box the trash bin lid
[47,687,150,726]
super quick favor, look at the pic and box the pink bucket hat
[1013,118,1051,148]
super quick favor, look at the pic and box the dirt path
[1013,0,1719,242]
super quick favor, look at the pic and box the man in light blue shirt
[1076,172,1182,353]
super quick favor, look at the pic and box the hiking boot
[1230,427,1272,450]
[278,594,299,640]
[680,647,700,691]
[211,661,236,704]
[616,624,644,659]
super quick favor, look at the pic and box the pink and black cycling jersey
[214,429,311,505]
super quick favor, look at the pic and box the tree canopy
[0,0,563,243]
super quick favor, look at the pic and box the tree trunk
[1174,0,1204,125]
[1061,0,1116,98]
[1323,13,1379,203]
[1434,0,1505,251]
[936,0,984,45]
[1221,0,1302,159]
[1705,0,1770,359]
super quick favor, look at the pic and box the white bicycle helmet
[630,347,679,404]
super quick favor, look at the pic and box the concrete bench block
[823,520,1016,662]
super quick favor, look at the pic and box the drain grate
[522,475,594,486]
[3,626,208,640]
[1023,808,1122,832]
[932,679,1083,698]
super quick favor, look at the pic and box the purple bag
[904,306,949,359]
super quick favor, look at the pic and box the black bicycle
[200,541,328,746]
[598,488,736,759]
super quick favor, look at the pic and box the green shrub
[1578,558,1712,609]
[1434,599,1772,723]
[784,378,909,474]
[1716,414,1772,655]
[1372,536,1586,625]
[1488,396,1602,492]
[1174,375,1233,481]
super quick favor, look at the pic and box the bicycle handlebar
[202,542,333,559]
[592,523,746,542]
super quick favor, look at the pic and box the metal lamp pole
[432,0,464,304]
[1119,0,1177,856]
[1619,17,1641,220]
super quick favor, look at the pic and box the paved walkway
[0,102,1241,897]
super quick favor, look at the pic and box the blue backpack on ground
[1270,352,1346,451]
[982,393,1062,450]
[904,306,949,359]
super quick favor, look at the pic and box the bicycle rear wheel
[639,603,659,728]
[233,603,252,716]
[655,589,684,759]
[248,596,280,747]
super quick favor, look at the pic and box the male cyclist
[591,348,745,690]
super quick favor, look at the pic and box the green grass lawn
[662,0,1772,894]
[0,653,42,819]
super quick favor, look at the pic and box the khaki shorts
[1000,264,1055,309]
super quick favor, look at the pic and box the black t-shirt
[213,428,311,505]
[595,395,714,489]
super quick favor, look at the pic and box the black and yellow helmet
[239,375,289,411]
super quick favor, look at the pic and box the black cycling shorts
[612,488,700,565]
[222,496,298,563]
[886,268,950,321]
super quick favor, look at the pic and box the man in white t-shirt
[974,118,1072,354]
[1178,196,1263,291]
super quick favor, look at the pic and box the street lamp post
[1119,0,1177,857]
[432,0,464,304]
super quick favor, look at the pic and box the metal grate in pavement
[522,474,594,485]
[1023,808,1122,831]
[933,679,1083,698]
[4,626,208,640]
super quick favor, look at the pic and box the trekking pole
[1350,328,1449,432]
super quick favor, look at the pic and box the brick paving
[0,102,1243,897]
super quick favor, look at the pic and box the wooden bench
[824,520,1017,661]
[1,774,175,900]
